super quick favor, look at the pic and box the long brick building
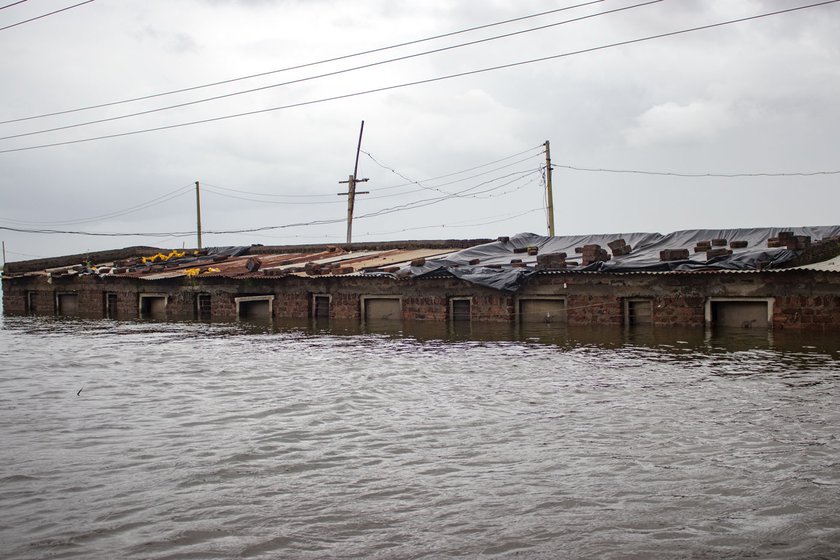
[4,228,840,330]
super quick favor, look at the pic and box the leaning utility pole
[337,121,369,244]
[544,140,556,237]
[195,180,203,249]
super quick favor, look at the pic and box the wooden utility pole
[337,121,369,244]
[544,140,555,237]
[195,180,203,249]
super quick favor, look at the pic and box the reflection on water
[207,314,840,357]
[0,314,839,559]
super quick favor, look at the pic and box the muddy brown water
[1,315,839,559]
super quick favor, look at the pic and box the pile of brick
[262,268,287,277]
[706,247,733,260]
[693,240,712,253]
[690,239,733,260]
[536,252,567,270]
[607,238,632,257]
[692,238,748,259]
[576,244,611,266]
[510,245,540,256]
[659,249,690,262]
[768,231,811,250]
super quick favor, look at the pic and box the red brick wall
[5,269,840,330]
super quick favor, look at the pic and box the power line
[0,1,661,141]
[363,150,439,193]
[0,168,542,237]
[199,166,539,207]
[369,145,546,192]
[362,147,545,195]
[356,170,540,220]
[201,182,336,198]
[5,249,45,259]
[197,145,545,202]
[0,1,605,125]
[2,0,836,155]
[0,184,194,226]
[224,207,545,241]
[0,0,94,32]
[0,1,29,11]
[200,186,343,206]
[556,164,840,177]
[0,147,544,235]
[354,208,545,237]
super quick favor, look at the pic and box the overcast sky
[1,0,839,262]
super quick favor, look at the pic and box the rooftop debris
[4,226,840,293]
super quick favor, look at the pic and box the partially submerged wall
[4,269,840,330]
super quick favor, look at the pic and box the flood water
[0,314,839,559]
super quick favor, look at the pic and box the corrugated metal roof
[535,253,840,275]
[792,254,840,272]
[129,248,462,280]
[17,240,840,284]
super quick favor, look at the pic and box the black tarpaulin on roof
[394,226,840,291]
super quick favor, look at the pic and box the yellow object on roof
[142,250,186,264]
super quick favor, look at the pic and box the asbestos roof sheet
[792,254,840,272]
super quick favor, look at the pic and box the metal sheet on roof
[125,248,462,280]
[793,254,840,272]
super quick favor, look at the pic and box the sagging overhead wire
[201,182,336,199]
[0,0,94,32]
[198,145,545,201]
[355,207,545,237]
[0,1,661,142]
[0,1,605,125]
[200,185,343,206]
[361,146,545,196]
[2,0,837,155]
[555,164,840,177]
[237,207,547,241]
[0,166,543,237]
[365,144,546,192]
[0,184,194,226]
[0,145,544,236]
[0,1,30,11]
[352,169,541,220]
[201,165,540,213]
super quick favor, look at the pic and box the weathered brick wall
[787,237,840,267]
[770,271,840,329]
[166,290,196,318]
[565,295,624,326]
[112,290,138,320]
[403,295,447,321]
[470,294,514,322]
[5,268,840,330]
[1,279,27,314]
[521,270,840,329]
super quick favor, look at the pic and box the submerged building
[3,227,840,330]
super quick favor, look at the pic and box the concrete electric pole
[544,140,555,237]
[195,180,203,249]
[337,121,369,244]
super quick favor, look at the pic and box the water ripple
[1,316,839,558]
